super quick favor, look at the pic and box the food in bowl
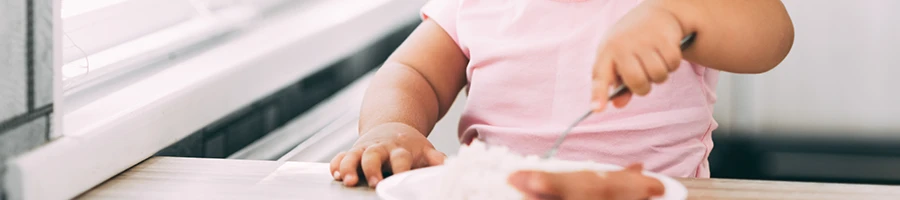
[432,141,665,200]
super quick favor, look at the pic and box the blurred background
[2,1,899,197]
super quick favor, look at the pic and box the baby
[330,0,794,188]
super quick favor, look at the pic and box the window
[11,0,425,199]
[60,0,289,93]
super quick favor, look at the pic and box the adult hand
[507,164,665,200]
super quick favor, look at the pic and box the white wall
[715,0,900,138]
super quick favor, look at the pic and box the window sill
[62,6,255,94]
[4,0,424,199]
[227,73,371,161]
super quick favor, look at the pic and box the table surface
[78,157,900,200]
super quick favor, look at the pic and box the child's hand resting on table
[329,123,445,187]
[330,18,466,188]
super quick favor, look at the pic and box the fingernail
[333,171,341,180]
[508,172,531,189]
[590,102,602,110]
[345,174,356,181]
[343,174,356,186]
[369,176,379,187]
[527,174,544,191]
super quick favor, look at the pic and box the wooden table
[79,157,900,200]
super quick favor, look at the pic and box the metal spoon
[542,33,696,159]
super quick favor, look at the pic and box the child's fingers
[330,152,347,180]
[424,148,447,166]
[591,79,610,112]
[615,54,651,96]
[640,50,669,83]
[339,148,364,186]
[389,148,413,174]
[591,55,615,112]
[361,144,390,188]
[658,43,683,72]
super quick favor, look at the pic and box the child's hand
[592,1,685,111]
[329,122,445,188]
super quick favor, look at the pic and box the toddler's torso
[423,0,719,177]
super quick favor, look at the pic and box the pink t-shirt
[422,0,719,178]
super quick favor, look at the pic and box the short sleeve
[421,0,467,57]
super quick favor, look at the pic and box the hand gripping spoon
[543,33,696,158]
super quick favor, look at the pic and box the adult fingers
[509,171,563,197]
[510,171,606,200]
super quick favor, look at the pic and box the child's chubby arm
[592,0,794,111]
[329,19,469,188]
